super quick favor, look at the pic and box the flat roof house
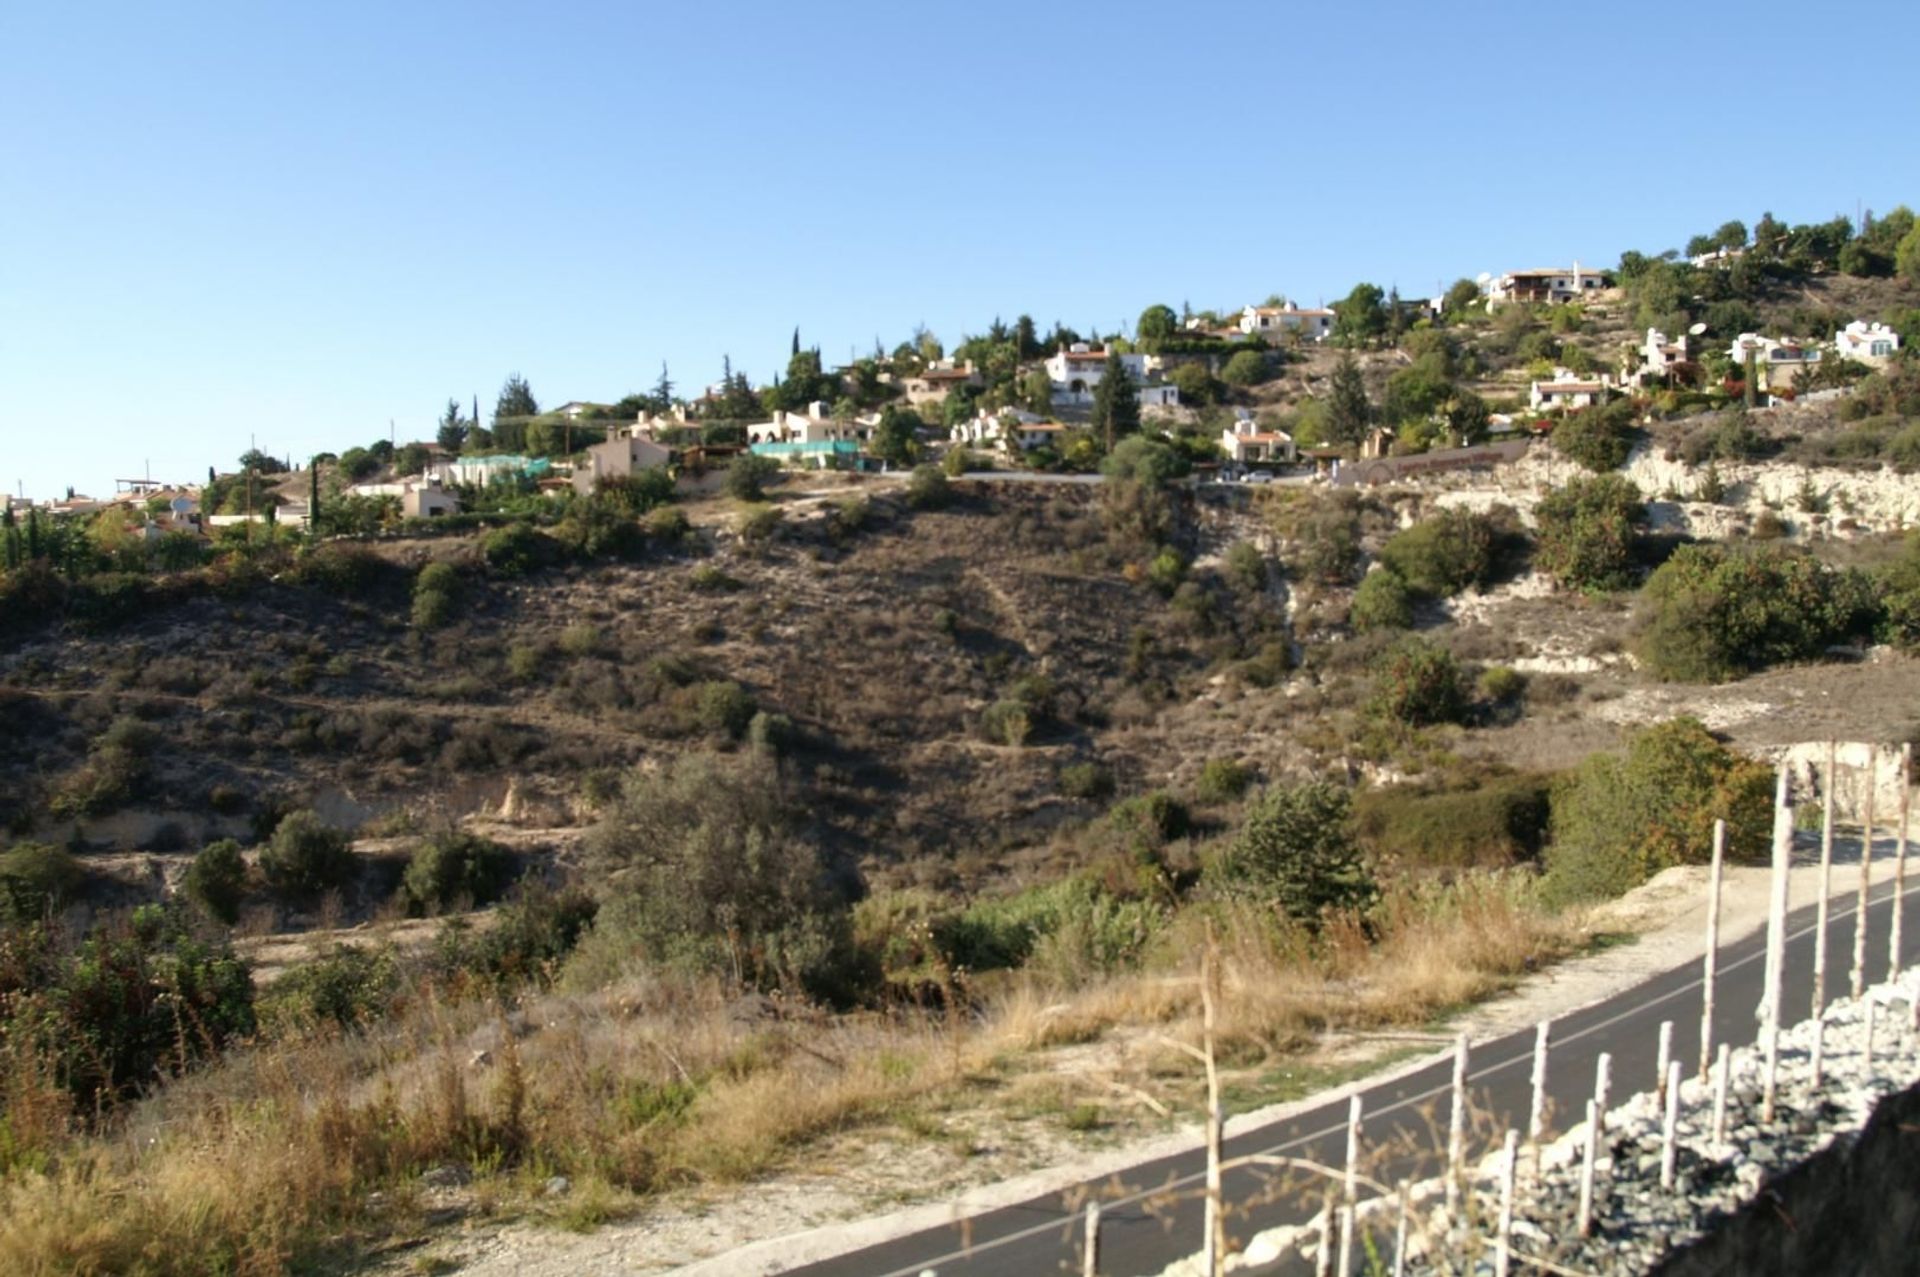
[1238,301,1335,343]
[572,424,671,495]
[1488,263,1607,307]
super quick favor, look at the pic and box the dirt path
[420,826,1908,1277]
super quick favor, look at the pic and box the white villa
[1726,333,1821,389]
[1237,301,1335,342]
[1627,327,1691,385]
[745,402,877,447]
[1487,263,1608,307]
[1220,412,1295,465]
[1043,343,1178,407]
[1528,370,1614,411]
[952,408,1066,452]
[1834,320,1901,366]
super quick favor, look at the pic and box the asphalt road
[789,863,1920,1277]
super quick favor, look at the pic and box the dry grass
[0,870,1573,1274]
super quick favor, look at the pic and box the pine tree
[1090,351,1141,452]
[437,399,469,452]
[652,361,674,411]
[1326,353,1371,445]
[494,374,539,421]
[791,327,801,357]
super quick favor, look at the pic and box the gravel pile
[1220,971,1920,1276]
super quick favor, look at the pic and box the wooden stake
[1811,1008,1825,1090]
[1446,1033,1469,1215]
[1655,1020,1673,1109]
[1660,1060,1683,1190]
[1762,1020,1780,1123]
[1577,1099,1599,1238]
[1338,1094,1361,1277]
[1593,1051,1612,1131]
[1314,1190,1334,1277]
[1701,818,1726,1081]
[1200,925,1225,1277]
[1082,1202,1101,1277]
[1854,745,1877,1001]
[1893,742,1912,977]
[1392,1180,1409,1277]
[1813,740,1837,1022]
[1864,996,1877,1076]
[1762,768,1792,1042]
[1712,1042,1731,1144]
[1528,1021,1550,1162]
[1495,1129,1519,1277]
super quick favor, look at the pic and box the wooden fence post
[1082,1202,1101,1277]
[1495,1129,1519,1277]
[1660,1060,1683,1190]
[1577,1099,1599,1238]
[1338,1094,1361,1277]
[1892,743,1912,977]
[1701,818,1726,1081]
[1446,1033,1469,1215]
[1711,1042,1730,1144]
[1813,740,1837,1022]
[1854,745,1877,1001]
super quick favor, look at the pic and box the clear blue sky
[4,0,1915,500]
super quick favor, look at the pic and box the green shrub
[12,906,255,1107]
[747,710,795,755]
[940,449,975,478]
[1147,547,1185,595]
[1105,791,1190,854]
[1881,532,1920,650]
[559,623,602,658]
[481,522,545,576]
[1550,402,1637,472]
[1534,474,1643,593]
[737,504,784,544]
[0,843,83,922]
[645,505,691,542]
[1059,762,1115,801]
[1542,717,1772,905]
[693,680,756,738]
[1195,758,1253,804]
[1207,781,1377,924]
[1377,509,1499,597]
[1479,665,1527,704]
[908,464,952,508]
[689,563,742,591]
[258,809,355,897]
[980,700,1032,747]
[260,943,399,1033]
[402,831,517,914]
[571,753,861,1002]
[1636,543,1880,682]
[183,839,248,925]
[1368,638,1469,726]
[1223,541,1267,593]
[1353,773,1553,869]
[726,455,778,502]
[506,642,544,682]
[411,562,461,629]
[1350,569,1413,632]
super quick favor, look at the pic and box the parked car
[1242,470,1275,485]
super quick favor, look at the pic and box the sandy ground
[420,821,1912,1277]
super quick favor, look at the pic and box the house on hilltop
[1834,320,1900,366]
[1488,264,1607,307]
[1529,370,1614,411]
[901,360,982,407]
[1043,344,1178,407]
[1727,333,1820,390]
[1237,301,1335,343]
[572,424,671,496]
[1220,412,1295,465]
[1627,327,1694,386]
